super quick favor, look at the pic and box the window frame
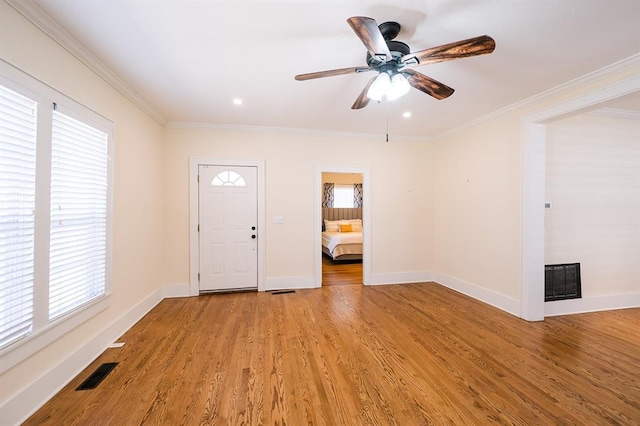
[0,60,113,374]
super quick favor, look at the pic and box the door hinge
[197,174,199,183]
[198,273,200,282]
[197,224,200,232]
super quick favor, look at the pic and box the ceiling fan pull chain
[386,99,389,142]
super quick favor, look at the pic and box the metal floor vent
[545,263,582,302]
[76,362,118,391]
[271,290,295,295]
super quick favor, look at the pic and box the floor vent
[545,263,582,302]
[76,362,118,391]
[271,290,295,295]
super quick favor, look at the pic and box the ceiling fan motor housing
[366,40,411,68]
[365,21,412,69]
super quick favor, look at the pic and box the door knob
[251,234,256,239]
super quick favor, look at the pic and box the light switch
[273,216,284,224]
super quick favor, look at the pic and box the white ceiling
[22,0,640,138]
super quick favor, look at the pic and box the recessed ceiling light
[232,98,242,105]
[402,111,412,118]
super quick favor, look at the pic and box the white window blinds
[0,85,37,349]
[0,64,113,372]
[49,109,108,320]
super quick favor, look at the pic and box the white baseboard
[164,283,191,298]
[368,271,435,286]
[1,288,165,426]
[544,292,640,317]
[265,276,316,291]
[434,273,521,317]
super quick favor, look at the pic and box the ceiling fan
[295,16,496,109]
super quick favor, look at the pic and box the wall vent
[545,263,582,302]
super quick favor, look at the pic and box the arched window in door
[211,170,246,187]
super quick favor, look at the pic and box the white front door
[198,165,258,292]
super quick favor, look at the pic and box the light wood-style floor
[26,284,639,425]
[322,255,362,286]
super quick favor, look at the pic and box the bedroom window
[0,62,112,374]
[212,170,246,187]
[333,184,355,208]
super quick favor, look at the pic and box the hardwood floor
[25,284,639,425]
[322,255,362,286]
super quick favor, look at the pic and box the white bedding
[322,231,363,258]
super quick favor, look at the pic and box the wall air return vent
[545,263,582,302]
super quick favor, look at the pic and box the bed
[322,208,363,261]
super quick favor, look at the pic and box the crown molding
[587,107,640,120]
[166,121,432,142]
[6,0,166,125]
[432,53,640,141]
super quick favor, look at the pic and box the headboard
[322,208,362,222]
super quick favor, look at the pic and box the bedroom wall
[163,127,434,287]
[0,3,166,422]
[545,113,640,297]
[431,58,639,315]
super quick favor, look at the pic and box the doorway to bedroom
[321,172,363,286]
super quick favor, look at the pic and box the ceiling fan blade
[295,66,371,81]
[351,77,377,110]
[404,69,454,100]
[401,35,495,66]
[347,16,392,62]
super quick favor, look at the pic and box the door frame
[315,166,371,287]
[520,76,639,320]
[189,157,265,295]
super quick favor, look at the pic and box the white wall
[431,59,639,317]
[431,112,522,310]
[545,114,640,296]
[163,127,434,287]
[0,3,166,423]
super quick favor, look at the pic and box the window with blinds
[49,109,108,320]
[0,85,37,350]
[0,66,112,367]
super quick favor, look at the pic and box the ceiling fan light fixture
[367,71,410,102]
[366,72,391,101]
[387,73,410,101]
